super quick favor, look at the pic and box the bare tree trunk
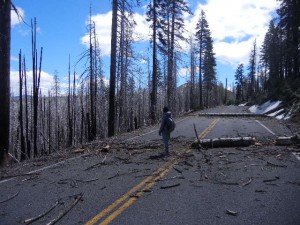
[31,19,42,157]
[0,0,11,166]
[108,0,118,137]
[24,59,31,158]
[19,51,26,161]
[150,0,158,124]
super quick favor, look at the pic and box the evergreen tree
[235,64,245,103]
[277,0,300,80]
[202,34,217,108]
[247,39,257,100]
[195,10,209,108]
[157,0,191,108]
[146,0,160,124]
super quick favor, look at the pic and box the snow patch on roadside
[249,100,282,114]
[248,100,294,120]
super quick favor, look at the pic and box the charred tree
[0,0,11,166]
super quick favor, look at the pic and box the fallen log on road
[275,135,299,146]
[198,113,266,117]
[191,137,256,149]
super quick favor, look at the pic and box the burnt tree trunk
[0,0,11,166]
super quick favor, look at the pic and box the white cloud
[80,11,112,56]
[11,7,25,27]
[186,0,279,67]
[10,70,54,96]
[80,11,151,56]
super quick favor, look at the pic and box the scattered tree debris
[157,175,184,182]
[218,181,239,186]
[24,200,60,224]
[130,195,139,199]
[255,189,267,193]
[80,178,99,183]
[101,145,110,152]
[0,172,40,180]
[0,191,19,204]
[184,161,193,167]
[84,156,107,171]
[149,154,166,160]
[46,194,83,225]
[240,177,252,187]
[287,181,300,186]
[173,167,182,174]
[226,209,239,216]
[160,183,180,189]
[108,171,120,180]
[73,149,85,154]
[266,161,287,168]
[22,175,39,182]
[263,177,279,182]
[57,179,77,188]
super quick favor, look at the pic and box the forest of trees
[233,0,299,105]
[0,0,299,164]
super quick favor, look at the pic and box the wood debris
[160,183,180,189]
[0,191,19,204]
[266,161,287,168]
[101,145,110,152]
[46,194,82,225]
[263,177,279,182]
[24,200,60,224]
[157,175,184,182]
[73,149,85,154]
[226,209,239,216]
[240,177,252,187]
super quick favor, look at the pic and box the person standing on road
[159,107,175,156]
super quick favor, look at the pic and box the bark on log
[191,137,256,149]
[198,113,265,117]
[275,135,298,146]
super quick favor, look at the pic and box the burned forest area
[1,0,300,224]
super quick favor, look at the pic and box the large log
[191,137,256,149]
[275,135,298,146]
[198,113,265,117]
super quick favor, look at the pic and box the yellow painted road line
[99,160,179,225]
[85,158,177,225]
[85,118,221,225]
[198,118,220,139]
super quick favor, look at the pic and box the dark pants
[162,131,170,154]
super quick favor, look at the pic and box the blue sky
[10,0,279,95]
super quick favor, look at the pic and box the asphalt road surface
[1,105,299,225]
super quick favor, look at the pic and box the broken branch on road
[0,191,19,204]
[84,156,107,171]
[226,209,239,216]
[46,194,83,225]
[24,200,60,224]
[160,183,181,189]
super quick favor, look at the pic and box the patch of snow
[238,102,248,106]
[267,108,285,117]
[276,114,285,120]
[249,105,258,113]
[249,100,282,114]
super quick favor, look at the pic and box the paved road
[1,105,299,225]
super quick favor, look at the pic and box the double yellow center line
[85,118,220,225]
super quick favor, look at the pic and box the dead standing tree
[0,0,11,166]
[31,18,43,157]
